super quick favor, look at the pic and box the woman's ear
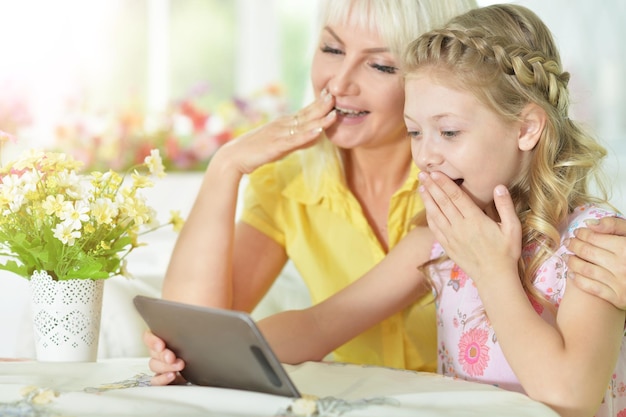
[518,103,546,151]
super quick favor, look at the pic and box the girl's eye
[321,45,343,55]
[407,131,422,139]
[371,63,398,74]
[441,131,459,138]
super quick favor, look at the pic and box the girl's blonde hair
[403,4,610,303]
[300,0,478,193]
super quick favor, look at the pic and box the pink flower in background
[50,82,288,172]
[458,328,490,377]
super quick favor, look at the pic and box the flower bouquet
[0,137,184,361]
[0,147,183,281]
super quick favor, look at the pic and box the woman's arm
[162,92,337,309]
[566,216,626,309]
[419,172,624,417]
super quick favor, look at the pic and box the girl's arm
[147,226,435,385]
[420,172,624,417]
[566,216,626,309]
[258,226,435,364]
[162,92,337,310]
[475,252,623,417]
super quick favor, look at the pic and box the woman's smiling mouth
[334,106,369,117]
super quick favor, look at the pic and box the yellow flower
[31,388,58,405]
[170,210,185,232]
[290,397,318,417]
[132,171,154,188]
[52,222,81,246]
[144,149,166,178]
[42,195,67,216]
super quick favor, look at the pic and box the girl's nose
[415,138,444,171]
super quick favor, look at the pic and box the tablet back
[133,295,300,398]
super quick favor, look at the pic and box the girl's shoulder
[565,203,623,235]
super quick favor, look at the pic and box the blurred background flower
[51,83,288,172]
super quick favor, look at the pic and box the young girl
[400,4,626,416]
[148,4,625,416]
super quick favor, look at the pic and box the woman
[159,0,477,374]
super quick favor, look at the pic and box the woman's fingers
[566,219,626,310]
[150,371,178,386]
[143,329,187,385]
[585,216,626,236]
[281,89,336,145]
[221,89,337,174]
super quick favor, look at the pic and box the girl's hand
[216,89,337,175]
[143,330,187,386]
[418,171,521,286]
[566,216,626,309]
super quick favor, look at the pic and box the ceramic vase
[30,270,104,362]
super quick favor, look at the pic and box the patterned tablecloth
[0,357,558,417]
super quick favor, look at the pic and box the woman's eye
[407,131,422,139]
[321,45,343,55]
[371,63,397,74]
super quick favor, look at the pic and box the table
[0,358,558,417]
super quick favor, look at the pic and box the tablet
[133,295,301,398]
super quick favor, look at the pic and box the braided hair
[405,4,609,303]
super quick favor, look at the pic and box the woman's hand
[418,171,522,287]
[566,216,626,309]
[143,330,187,386]
[216,89,337,175]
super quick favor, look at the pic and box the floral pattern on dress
[457,327,490,377]
[447,265,469,292]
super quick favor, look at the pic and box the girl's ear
[518,103,546,151]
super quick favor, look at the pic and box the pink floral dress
[429,204,626,417]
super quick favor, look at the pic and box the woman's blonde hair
[403,4,610,304]
[300,0,478,193]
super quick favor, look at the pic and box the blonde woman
[152,0,477,378]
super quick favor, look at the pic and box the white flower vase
[30,270,104,362]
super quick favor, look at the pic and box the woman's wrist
[205,144,246,183]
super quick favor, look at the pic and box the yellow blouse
[240,153,437,372]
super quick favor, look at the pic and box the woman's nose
[327,63,359,96]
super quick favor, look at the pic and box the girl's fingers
[493,185,521,242]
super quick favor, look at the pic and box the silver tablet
[133,295,301,398]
